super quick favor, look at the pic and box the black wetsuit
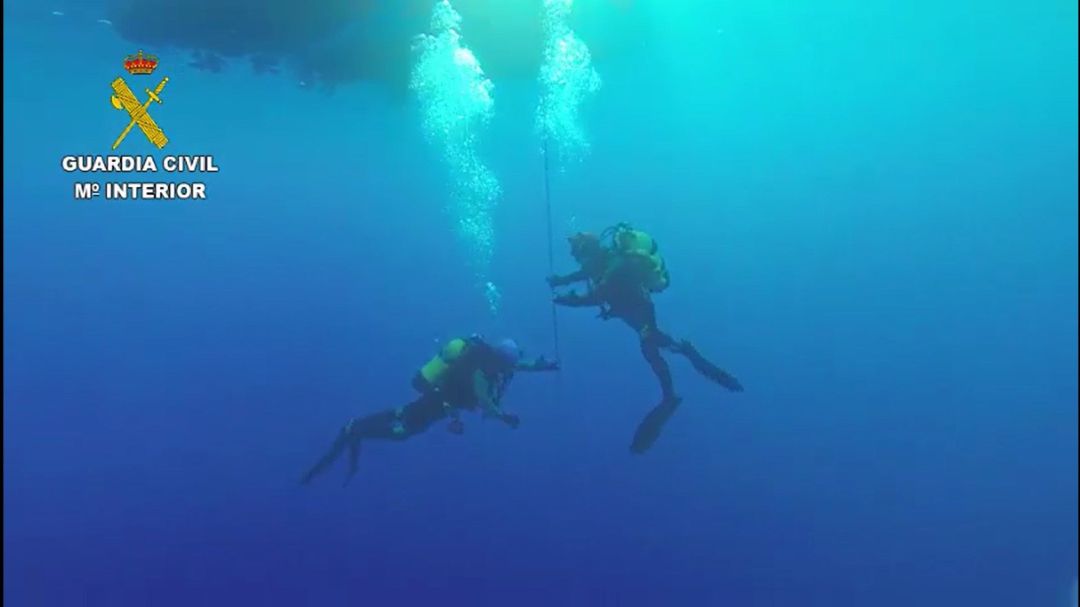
[552,258,741,400]
[552,252,743,453]
[300,340,554,486]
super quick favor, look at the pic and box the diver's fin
[299,428,350,486]
[630,396,682,454]
[679,341,744,392]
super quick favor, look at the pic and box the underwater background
[3,0,1077,605]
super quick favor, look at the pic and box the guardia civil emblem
[109,50,169,150]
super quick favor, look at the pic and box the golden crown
[124,50,158,75]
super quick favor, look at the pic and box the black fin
[630,397,682,454]
[299,427,351,486]
[679,341,744,392]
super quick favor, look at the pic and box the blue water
[4,2,1077,605]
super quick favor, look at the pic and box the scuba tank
[414,337,471,392]
[601,223,671,293]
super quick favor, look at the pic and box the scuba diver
[300,335,559,487]
[546,223,743,453]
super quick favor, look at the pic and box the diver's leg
[619,300,684,453]
[635,294,743,393]
[299,399,440,487]
[398,396,450,437]
[335,409,400,487]
[343,397,446,443]
[339,399,447,486]
[622,294,679,401]
[629,329,684,454]
[651,327,678,350]
[673,340,744,392]
[640,333,678,402]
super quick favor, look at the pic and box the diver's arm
[473,370,502,417]
[515,356,560,372]
[547,269,590,288]
[473,371,519,428]
[553,289,605,308]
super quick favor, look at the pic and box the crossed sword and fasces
[110,76,169,150]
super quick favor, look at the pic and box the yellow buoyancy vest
[611,227,670,293]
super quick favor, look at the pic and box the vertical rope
[542,139,562,363]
